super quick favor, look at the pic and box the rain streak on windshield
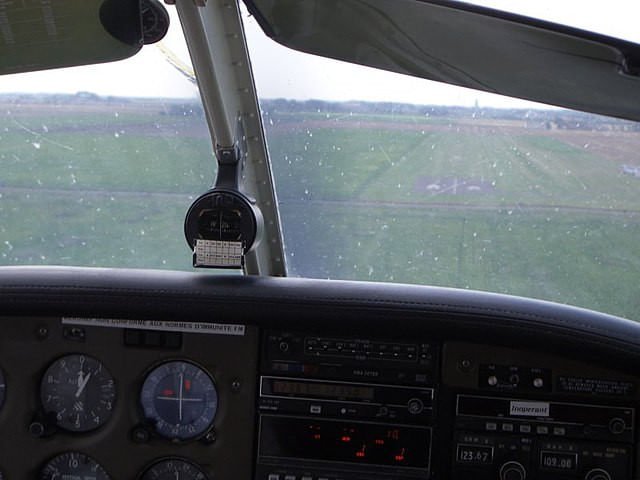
[242,10,640,321]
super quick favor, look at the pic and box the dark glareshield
[244,0,640,121]
[0,0,144,75]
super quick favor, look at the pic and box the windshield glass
[455,0,640,43]
[243,9,640,320]
[0,13,213,270]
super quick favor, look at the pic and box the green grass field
[264,109,640,320]
[0,104,213,270]
[1,101,639,320]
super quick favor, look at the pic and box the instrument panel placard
[62,317,246,336]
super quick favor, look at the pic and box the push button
[145,331,162,346]
[268,475,280,480]
[124,329,143,345]
[502,423,514,432]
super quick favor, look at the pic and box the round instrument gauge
[40,354,116,432]
[140,360,218,440]
[0,367,6,411]
[41,452,111,480]
[139,458,211,480]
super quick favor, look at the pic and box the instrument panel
[0,316,258,479]
[0,316,638,479]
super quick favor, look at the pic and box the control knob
[499,461,526,480]
[585,469,612,480]
[407,398,424,415]
[608,417,625,435]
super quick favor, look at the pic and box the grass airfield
[1,98,639,320]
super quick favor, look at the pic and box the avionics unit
[256,331,438,480]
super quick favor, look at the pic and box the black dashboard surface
[0,266,637,351]
[0,266,639,479]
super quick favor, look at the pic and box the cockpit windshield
[0,2,638,322]
[0,13,213,270]
[242,9,640,320]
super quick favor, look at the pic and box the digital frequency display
[540,451,578,471]
[271,380,375,401]
[259,416,430,469]
[456,444,493,465]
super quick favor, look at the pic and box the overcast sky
[1,0,638,109]
[460,0,639,43]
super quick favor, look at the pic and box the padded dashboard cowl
[0,266,637,373]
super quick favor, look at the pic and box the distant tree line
[260,99,640,132]
[1,93,638,131]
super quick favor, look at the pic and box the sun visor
[0,0,144,75]
[244,0,640,121]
